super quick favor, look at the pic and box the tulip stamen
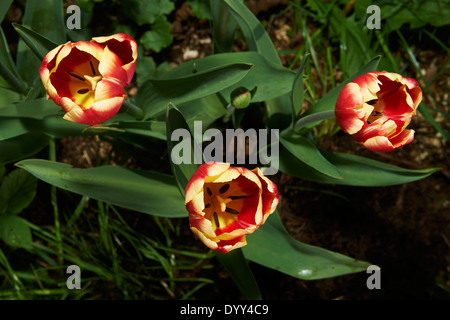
[229,195,247,200]
[206,187,213,196]
[205,203,211,209]
[77,88,90,94]
[219,184,230,194]
[367,110,384,124]
[213,212,220,228]
[67,72,86,82]
[89,61,97,76]
[225,207,239,215]
[366,99,378,105]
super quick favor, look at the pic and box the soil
[3,1,449,300]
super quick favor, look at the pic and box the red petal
[92,33,137,85]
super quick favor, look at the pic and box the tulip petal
[389,129,415,149]
[98,46,128,87]
[92,33,138,85]
[335,83,371,135]
[361,136,394,152]
[185,162,230,204]
[95,78,126,101]
[64,96,125,125]
[335,71,422,152]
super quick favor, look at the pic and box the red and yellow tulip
[185,162,279,254]
[39,33,137,125]
[335,71,422,152]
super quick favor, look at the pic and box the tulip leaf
[279,145,439,186]
[15,0,65,85]
[294,110,336,132]
[0,98,60,119]
[215,249,262,300]
[0,27,27,95]
[0,168,37,216]
[302,55,381,117]
[223,0,280,64]
[243,210,372,280]
[0,133,49,166]
[137,62,253,119]
[279,133,342,180]
[0,1,13,24]
[13,23,59,62]
[210,0,237,53]
[180,93,229,132]
[166,103,200,196]
[154,51,295,106]
[16,159,188,218]
[0,214,33,249]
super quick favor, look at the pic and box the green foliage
[0,168,36,249]
[0,0,446,300]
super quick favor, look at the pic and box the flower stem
[123,99,144,120]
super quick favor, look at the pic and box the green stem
[123,99,144,120]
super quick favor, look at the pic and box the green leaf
[139,16,173,52]
[0,97,60,119]
[215,249,261,300]
[0,27,27,95]
[153,51,294,105]
[15,0,65,85]
[166,103,200,196]
[224,0,280,64]
[136,61,253,119]
[113,120,167,141]
[180,93,228,131]
[279,146,439,186]
[0,87,22,107]
[210,0,237,53]
[279,132,341,180]
[123,0,174,25]
[0,169,37,215]
[13,23,59,62]
[17,160,187,218]
[243,211,371,280]
[0,215,33,249]
[187,0,211,20]
[0,1,13,24]
[0,133,49,166]
[294,110,336,132]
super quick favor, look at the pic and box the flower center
[203,182,248,230]
[366,99,384,124]
[67,60,102,109]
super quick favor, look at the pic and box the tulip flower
[39,33,137,125]
[185,162,279,253]
[335,71,422,152]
